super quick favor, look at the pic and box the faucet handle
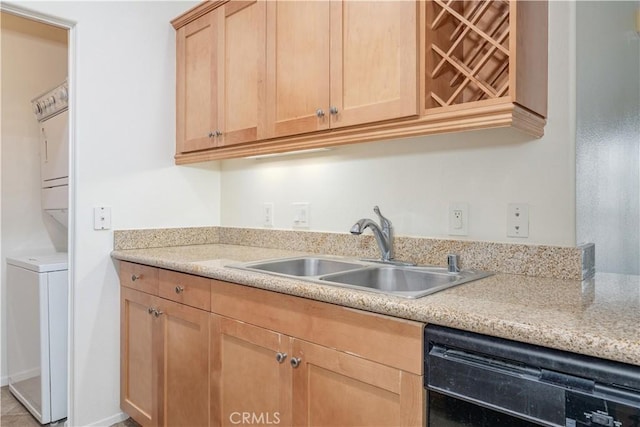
[373,206,392,230]
[447,254,460,273]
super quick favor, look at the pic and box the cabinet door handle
[329,106,339,115]
[131,274,141,282]
[153,309,163,318]
[290,357,301,368]
[275,352,287,364]
[148,307,155,315]
[214,130,223,137]
[175,285,184,294]
[316,109,325,118]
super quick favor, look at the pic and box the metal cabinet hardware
[290,357,301,368]
[175,285,184,294]
[275,352,287,364]
[316,109,325,118]
[329,106,339,115]
[131,274,141,281]
[147,307,163,317]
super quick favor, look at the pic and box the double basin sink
[231,256,492,299]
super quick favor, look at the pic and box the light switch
[94,206,111,230]
[292,202,310,228]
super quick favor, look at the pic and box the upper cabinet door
[266,0,331,139]
[176,11,217,153]
[216,0,267,147]
[329,1,418,129]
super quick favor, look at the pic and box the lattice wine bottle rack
[426,0,512,109]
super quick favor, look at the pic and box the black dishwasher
[425,325,640,427]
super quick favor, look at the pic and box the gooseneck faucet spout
[350,206,394,262]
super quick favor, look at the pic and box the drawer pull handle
[175,285,184,294]
[290,357,301,368]
[131,274,141,281]
[275,352,287,364]
[153,309,163,318]
[148,307,154,315]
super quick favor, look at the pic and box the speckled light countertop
[111,244,640,367]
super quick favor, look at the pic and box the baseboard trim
[87,411,128,427]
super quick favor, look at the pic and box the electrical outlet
[263,203,274,227]
[507,203,529,238]
[292,202,310,228]
[448,202,469,236]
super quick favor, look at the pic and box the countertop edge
[111,250,640,367]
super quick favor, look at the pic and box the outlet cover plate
[263,203,274,227]
[507,203,529,238]
[448,202,469,236]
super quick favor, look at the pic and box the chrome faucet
[350,206,394,262]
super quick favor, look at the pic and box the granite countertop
[111,243,640,367]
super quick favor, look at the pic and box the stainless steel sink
[320,266,491,298]
[238,257,365,277]
[230,256,491,299]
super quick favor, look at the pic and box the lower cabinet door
[157,298,210,427]
[121,287,159,426]
[291,339,424,427]
[210,315,291,427]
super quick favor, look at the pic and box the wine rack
[426,0,512,109]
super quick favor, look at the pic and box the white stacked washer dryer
[33,80,69,228]
[5,80,70,424]
[6,253,68,424]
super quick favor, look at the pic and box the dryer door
[40,110,68,187]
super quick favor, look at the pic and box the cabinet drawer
[120,262,159,295]
[159,269,211,311]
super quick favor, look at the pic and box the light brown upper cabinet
[172,0,547,163]
[174,0,266,153]
[265,0,418,138]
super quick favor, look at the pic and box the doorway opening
[1,6,75,426]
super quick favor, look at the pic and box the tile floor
[1,386,140,427]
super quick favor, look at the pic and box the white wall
[5,1,217,425]
[221,1,577,247]
[576,1,640,274]
[1,12,68,385]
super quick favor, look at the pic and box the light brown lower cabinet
[291,339,424,427]
[120,261,425,427]
[210,315,291,427]
[210,315,423,427]
[121,286,210,427]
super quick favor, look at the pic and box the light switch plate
[94,206,111,230]
[292,202,310,228]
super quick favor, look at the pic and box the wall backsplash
[114,226,594,281]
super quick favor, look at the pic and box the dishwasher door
[427,344,566,426]
[425,325,640,427]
